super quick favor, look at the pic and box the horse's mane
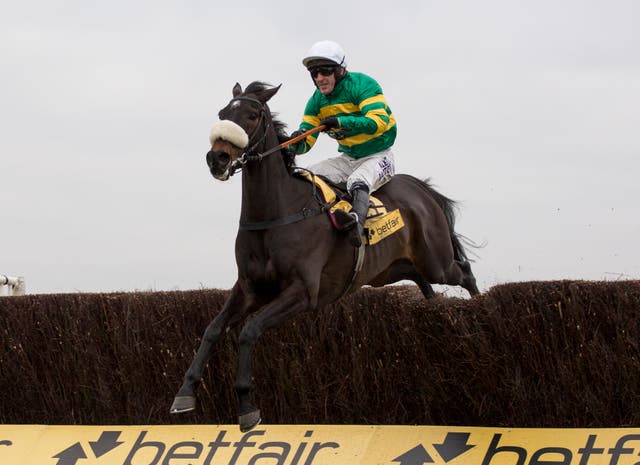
[245,81,296,169]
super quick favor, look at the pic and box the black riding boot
[348,184,370,247]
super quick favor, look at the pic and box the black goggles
[309,65,338,78]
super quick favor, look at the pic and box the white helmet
[302,40,347,69]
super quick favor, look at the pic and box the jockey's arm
[294,116,321,154]
[338,94,393,135]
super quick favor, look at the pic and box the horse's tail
[416,177,477,263]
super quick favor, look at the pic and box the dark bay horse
[171,81,480,431]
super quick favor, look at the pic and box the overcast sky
[2,0,639,295]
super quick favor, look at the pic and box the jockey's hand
[320,117,340,130]
[288,130,305,152]
[320,117,346,140]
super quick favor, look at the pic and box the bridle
[222,96,273,176]
[223,96,325,177]
[213,94,332,230]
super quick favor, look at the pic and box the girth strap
[239,206,326,230]
[338,241,366,297]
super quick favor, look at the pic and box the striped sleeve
[294,95,323,154]
[338,78,391,135]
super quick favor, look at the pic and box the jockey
[290,40,397,247]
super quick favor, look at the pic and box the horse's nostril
[218,152,231,164]
[206,150,231,168]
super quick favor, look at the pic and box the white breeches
[307,148,395,193]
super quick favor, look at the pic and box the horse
[171,81,480,432]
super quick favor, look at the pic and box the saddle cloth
[295,171,404,245]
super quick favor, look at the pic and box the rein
[224,96,329,230]
[230,120,325,176]
[252,124,325,160]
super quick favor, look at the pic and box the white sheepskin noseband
[209,120,249,148]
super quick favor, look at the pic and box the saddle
[295,170,404,245]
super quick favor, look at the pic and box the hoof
[239,409,261,432]
[170,396,196,414]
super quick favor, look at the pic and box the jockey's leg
[346,148,395,192]
[346,183,369,247]
[307,155,351,186]
[345,149,396,246]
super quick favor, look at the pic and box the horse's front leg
[235,281,310,432]
[171,282,252,414]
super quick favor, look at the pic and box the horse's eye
[248,112,259,121]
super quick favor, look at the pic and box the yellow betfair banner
[1,424,639,465]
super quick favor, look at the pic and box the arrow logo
[393,444,434,465]
[89,431,123,457]
[52,431,123,464]
[433,432,475,462]
[53,442,87,465]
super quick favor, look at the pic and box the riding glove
[288,130,306,153]
[320,117,340,130]
[320,117,347,140]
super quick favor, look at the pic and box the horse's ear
[232,83,242,97]
[256,84,281,104]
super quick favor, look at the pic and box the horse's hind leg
[369,260,436,299]
[458,260,480,296]
[381,261,436,299]
[171,283,252,414]
[407,268,436,299]
[440,260,480,296]
[412,251,480,297]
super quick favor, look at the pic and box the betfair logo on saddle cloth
[296,171,405,245]
[365,209,404,245]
